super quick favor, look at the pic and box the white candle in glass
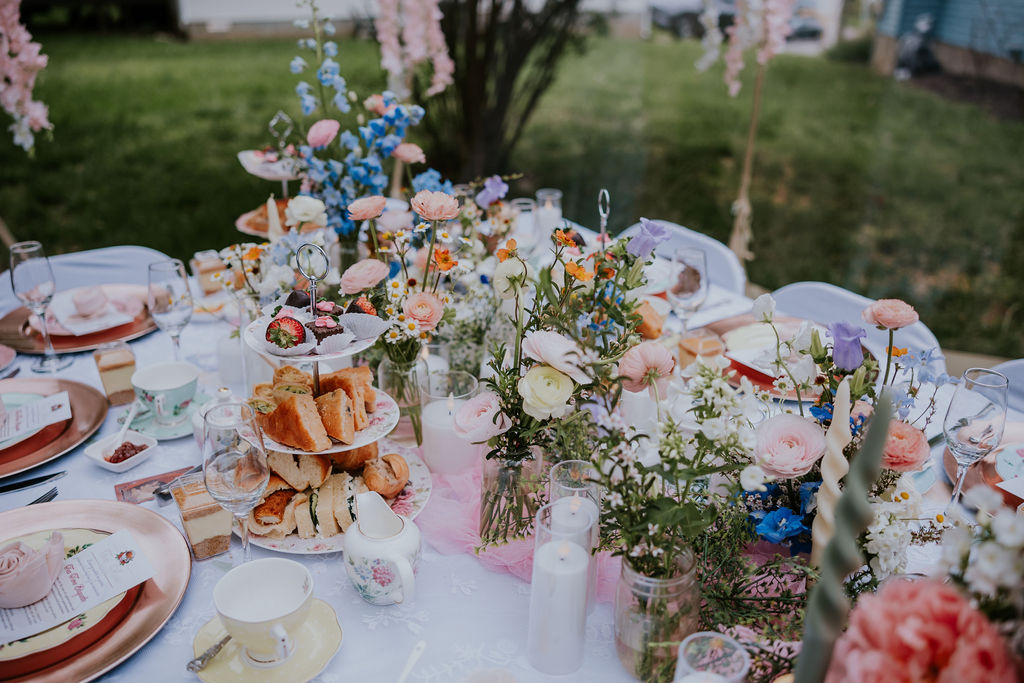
[526,539,589,674]
[536,203,561,236]
[420,393,477,474]
[550,494,600,615]
[420,345,450,392]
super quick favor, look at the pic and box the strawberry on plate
[266,316,306,349]
[346,295,376,316]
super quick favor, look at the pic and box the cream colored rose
[518,366,573,421]
[285,195,328,228]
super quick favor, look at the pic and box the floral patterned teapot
[343,491,421,605]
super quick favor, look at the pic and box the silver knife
[0,471,67,496]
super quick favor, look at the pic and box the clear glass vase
[614,552,701,682]
[377,356,426,446]
[479,451,545,547]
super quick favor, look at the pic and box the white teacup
[131,362,198,426]
[213,558,313,667]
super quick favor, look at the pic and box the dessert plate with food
[244,439,431,555]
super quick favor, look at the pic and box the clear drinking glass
[148,259,193,360]
[9,241,72,373]
[665,247,708,332]
[943,368,1007,511]
[203,401,270,564]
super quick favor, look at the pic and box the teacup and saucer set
[191,558,343,683]
[117,362,212,440]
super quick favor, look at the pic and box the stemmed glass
[943,368,1008,511]
[202,401,270,564]
[9,241,72,373]
[665,247,708,332]
[147,259,192,360]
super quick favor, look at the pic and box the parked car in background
[648,0,735,38]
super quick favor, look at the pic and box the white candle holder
[549,460,601,614]
[417,369,478,475]
[534,188,563,238]
[526,501,596,675]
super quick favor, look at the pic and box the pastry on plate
[363,453,410,498]
[273,366,314,390]
[329,440,377,471]
[267,451,331,490]
[260,394,331,452]
[635,300,664,339]
[314,389,355,444]
[320,367,375,411]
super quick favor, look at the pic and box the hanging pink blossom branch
[376,0,404,78]
[698,0,794,96]
[375,0,454,99]
[0,0,52,153]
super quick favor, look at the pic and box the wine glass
[9,241,72,373]
[943,368,1007,511]
[665,247,708,332]
[148,259,192,360]
[202,401,270,564]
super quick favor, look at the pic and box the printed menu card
[0,391,72,443]
[0,530,154,643]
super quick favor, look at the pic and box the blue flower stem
[309,6,330,115]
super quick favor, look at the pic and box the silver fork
[28,487,58,505]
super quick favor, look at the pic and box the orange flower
[496,238,518,263]
[554,229,575,248]
[242,246,262,260]
[888,346,909,357]
[433,247,457,272]
[564,261,593,282]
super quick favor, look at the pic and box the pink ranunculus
[882,420,930,472]
[402,292,444,332]
[825,579,1017,683]
[340,258,390,295]
[617,341,675,397]
[347,195,388,221]
[522,330,590,385]
[392,142,426,165]
[453,390,511,443]
[411,190,460,221]
[0,532,64,608]
[861,298,919,330]
[306,119,340,148]
[364,94,388,116]
[755,414,826,478]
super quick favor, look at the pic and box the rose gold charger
[0,501,191,683]
[0,378,107,480]
[0,284,155,355]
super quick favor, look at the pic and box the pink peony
[521,330,590,385]
[392,142,426,165]
[347,195,387,221]
[340,258,390,295]
[306,119,340,148]
[403,292,444,331]
[454,390,511,443]
[617,342,675,397]
[756,414,826,478]
[411,190,460,221]
[825,579,1017,683]
[882,420,931,472]
[862,299,919,330]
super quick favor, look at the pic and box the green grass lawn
[1,33,1022,357]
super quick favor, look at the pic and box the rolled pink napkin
[72,288,108,317]
[0,531,64,608]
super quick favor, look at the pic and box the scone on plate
[259,394,331,452]
[314,389,355,444]
[363,453,410,498]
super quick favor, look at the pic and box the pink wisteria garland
[375,0,454,97]
[0,0,52,151]
[698,0,796,96]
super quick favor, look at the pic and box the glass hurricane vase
[377,354,426,446]
[614,551,700,682]
[479,450,545,547]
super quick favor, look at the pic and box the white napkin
[49,289,133,336]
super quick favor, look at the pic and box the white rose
[493,258,534,300]
[521,330,590,384]
[517,366,573,421]
[740,464,769,492]
[751,293,776,322]
[285,195,328,228]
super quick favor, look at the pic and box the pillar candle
[526,540,589,674]
[810,378,852,567]
[536,203,561,236]
[421,394,477,474]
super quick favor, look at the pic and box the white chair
[771,281,947,375]
[619,220,747,295]
[990,358,1024,415]
[0,245,173,316]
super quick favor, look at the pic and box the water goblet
[148,259,192,360]
[203,401,270,564]
[9,241,72,373]
[943,368,1007,511]
[665,247,708,332]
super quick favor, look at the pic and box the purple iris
[475,175,508,208]
[625,217,670,259]
[828,321,867,371]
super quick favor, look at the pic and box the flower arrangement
[1,1,52,153]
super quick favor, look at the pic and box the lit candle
[810,378,852,567]
[421,393,477,474]
[550,494,600,614]
[526,539,589,674]
[266,195,284,241]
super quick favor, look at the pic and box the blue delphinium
[754,507,808,544]
[412,168,454,194]
[290,56,307,74]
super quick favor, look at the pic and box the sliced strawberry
[346,295,376,316]
[265,316,306,349]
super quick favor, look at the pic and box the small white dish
[84,429,158,472]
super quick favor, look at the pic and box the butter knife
[0,470,66,496]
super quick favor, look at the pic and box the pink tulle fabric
[416,446,621,603]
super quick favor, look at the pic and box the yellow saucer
[192,599,342,683]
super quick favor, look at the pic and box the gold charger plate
[0,500,192,683]
[0,378,108,480]
[0,285,156,354]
